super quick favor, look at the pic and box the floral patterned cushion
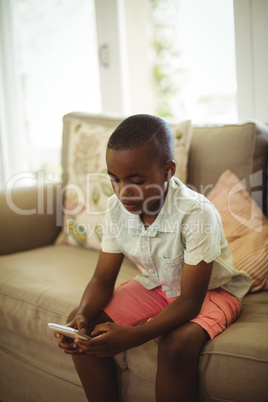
[56,116,192,250]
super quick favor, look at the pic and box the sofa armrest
[0,185,62,255]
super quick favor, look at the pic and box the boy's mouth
[122,201,141,212]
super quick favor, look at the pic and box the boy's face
[106,144,174,217]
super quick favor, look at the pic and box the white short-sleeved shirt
[101,177,252,300]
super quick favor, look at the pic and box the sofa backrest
[187,122,268,214]
[62,112,268,215]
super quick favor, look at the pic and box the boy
[58,114,251,402]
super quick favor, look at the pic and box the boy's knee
[158,325,202,368]
[159,330,189,362]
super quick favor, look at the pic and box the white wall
[94,0,130,115]
[0,0,22,187]
[234,0,268,121]
[94,0,154,116]
[124,0,154,115]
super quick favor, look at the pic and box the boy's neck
[140,213,158,229]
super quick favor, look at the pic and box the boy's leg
[68,308,119,402]
[156,322,209,402]
[65,281,169,402]
[156,289,241,402]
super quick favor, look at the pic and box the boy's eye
[110,178,119,183]
[109,177,145,185]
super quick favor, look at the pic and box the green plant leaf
[101,182,113,197]
[95,224,103,243]
[92,185,100,204]
[75,124,82,132]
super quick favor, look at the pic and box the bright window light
[150,0,237,124]
[13,0,101,181]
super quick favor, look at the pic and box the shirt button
[142,244,148,250]
[148,269,154,274]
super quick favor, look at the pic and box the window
[148,0,237,124]
[12,0,100,181]
[2,0,267,189]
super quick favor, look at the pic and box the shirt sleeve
[182,200,223,265]
[101,196,122,254]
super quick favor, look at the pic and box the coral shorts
[103,279,241,340]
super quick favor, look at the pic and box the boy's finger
[64,349,86,356]
[76,316,88,332]
[58,337,75,350]
[91,322,111,336]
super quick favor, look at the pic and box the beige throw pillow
[207,169,268,292]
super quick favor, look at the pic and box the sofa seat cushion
[199,291,268,401]
[119,291,268,401]
[0,245,138,345]
[0,327,86,392]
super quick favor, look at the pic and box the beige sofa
[0,112,268,402]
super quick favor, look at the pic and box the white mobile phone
[48,323,92,340]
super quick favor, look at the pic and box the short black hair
[107,114,174,165]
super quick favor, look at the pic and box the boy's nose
[119,184,133,198]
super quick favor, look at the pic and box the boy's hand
[56,315,89,355]
[73,322,140,357]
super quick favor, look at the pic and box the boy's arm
[72,261,213,357]
[72,251,124,324]
[134,259,213,343]
[85,260,213,356]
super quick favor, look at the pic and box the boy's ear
[165,160,176,181]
